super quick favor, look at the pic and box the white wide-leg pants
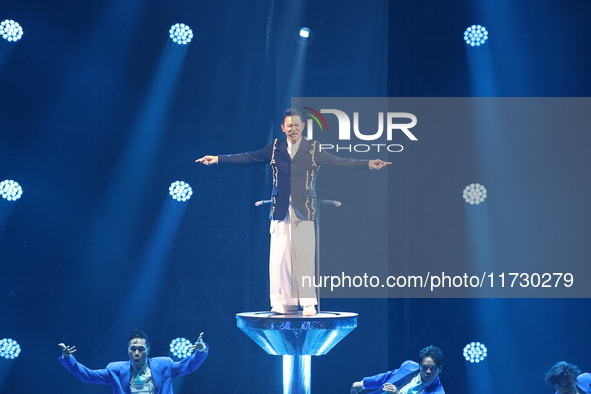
[269,207,317,308]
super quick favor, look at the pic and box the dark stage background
[1,1,590,393]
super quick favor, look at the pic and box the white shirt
[130,363,154,393]
[287,138,302,158]
[398,372,427,394]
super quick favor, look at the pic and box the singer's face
[281,115,305,143]
[419,356,440,383]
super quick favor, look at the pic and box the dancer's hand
[58,343,77,358]
[351,381,364,393]
[191,332,207,353]
[381,383,398,393]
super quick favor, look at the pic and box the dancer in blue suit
[58,329,208,394]
[350,345,445,394]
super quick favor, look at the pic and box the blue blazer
[362,360,445,394]
[58,348,208,394]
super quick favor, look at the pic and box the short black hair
[128,329,150,349]
[545,361,580,385]
[282,108,303,124]
[419,345,444,367]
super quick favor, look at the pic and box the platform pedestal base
[236,311,357,394]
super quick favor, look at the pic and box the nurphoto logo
[303,107,418,153]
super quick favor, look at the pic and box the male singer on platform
[58,329,208,394]
[196,108,390,316]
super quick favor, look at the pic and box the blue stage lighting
[0,20,23,42]
[463,341,487,363]
[169,23,193,45]
[169,337,193,359]
[299,27,311,39]
[464,25,488,47]
[0,180,23,201]
[463,183,487,205]
[0,338,21,359]
[169,181,193,202]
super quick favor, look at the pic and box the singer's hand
[369,159,392,170]
[191,332,207,353]
[196,155,218,165]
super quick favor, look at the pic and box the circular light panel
[169,23,193,45]
[463,183,487,205]
[464,25,488,47]
[170,337,193,359]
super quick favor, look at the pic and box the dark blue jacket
[219,138,368,221]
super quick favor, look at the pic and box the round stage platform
[237,311,358,393]
[236,311,357,356]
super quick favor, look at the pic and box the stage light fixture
[463,341,487,363]
[0,179,23,201]
[463,183,487,205]
[169,23,193,45]
[169,337,193,359]
[464,25,488,47]
[299,27,311,39]
[169,180,193,202]
[0,338,21,359]
[295,27,315,46]
[0,19,23,42]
